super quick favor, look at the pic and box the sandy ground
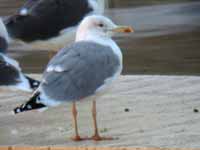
[0,75,200,147]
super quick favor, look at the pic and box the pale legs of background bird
[13,15,133,141]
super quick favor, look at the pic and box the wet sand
[0,75,200,147]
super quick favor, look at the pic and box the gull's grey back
[41,41,121,102]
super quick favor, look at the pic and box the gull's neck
[76,31,122,62]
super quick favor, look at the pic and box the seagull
[0,18,40,92]
[13,15,134,141]
[4,0,105,51]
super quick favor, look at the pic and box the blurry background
[0,0,200,75]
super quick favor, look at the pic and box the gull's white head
[76,15,134,42]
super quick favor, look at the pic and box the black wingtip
[25,75,40,90]
[13,92,46,114]
[13,106,23,114]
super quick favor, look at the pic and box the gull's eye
[99,23,104,27]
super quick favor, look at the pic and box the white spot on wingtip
[33,82,39,86]
[20,8,28,16]
[16,108,21,113]
[10,108,20,115]
[27,105,32,109]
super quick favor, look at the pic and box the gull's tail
[13,91,47,114]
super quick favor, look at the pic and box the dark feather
[0,54,40,90]
[0,55,20,85]
[0,36,8,53]
[25,75,40,90]
[13,91,46,114]
[5,0,93,42]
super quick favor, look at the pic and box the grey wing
[40,42,120,102]
[45,43,73,69]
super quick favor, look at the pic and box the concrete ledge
[0,75,200,147]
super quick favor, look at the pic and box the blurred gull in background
[0,18,40,92]
[4,0,105,51]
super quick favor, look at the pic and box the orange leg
[90,100,113,141]
[71,102,83,141]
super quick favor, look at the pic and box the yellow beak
[111,26,134,33]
